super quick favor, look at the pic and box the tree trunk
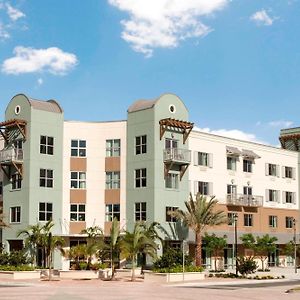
[195,231,202,267]
[131,256,136,282]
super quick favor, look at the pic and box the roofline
[191,129,297,153]
[64,119,127,124]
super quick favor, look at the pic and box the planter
[59,270,99,279]
[144,271,205,283]
[0,270,41,280]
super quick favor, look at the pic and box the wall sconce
[247,181,250,186]
[231,179,235,184]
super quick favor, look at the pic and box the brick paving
[0,276,300,300]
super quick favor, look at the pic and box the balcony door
[165,138,178,149]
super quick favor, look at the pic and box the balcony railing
[0,148,23,163]
[163,148,191,164]
[226,194,263,207]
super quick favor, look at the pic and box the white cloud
[250,10,273,26]
[108,0,229,57]
[0,22,10,39]
[194,126,267,144]
[6,3,25,21]
[268,120,293,128]
[37,78,43,85]
[1,46,78,75]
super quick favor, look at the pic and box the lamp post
[293,218,297,274]
[234,214,238,276]
[182,240,186,282]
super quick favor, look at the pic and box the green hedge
[153,265,204,273]
[0,265,35,271]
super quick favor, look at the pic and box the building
[0,93,299,269]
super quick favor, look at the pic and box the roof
[226,146,242,156]
[127,99,158,113]
[28,98,63,113]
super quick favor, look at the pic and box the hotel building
[0,93,299,269]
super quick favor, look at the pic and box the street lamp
[234,214,238,276]
[293,218,297,274]
[182,240,186,281]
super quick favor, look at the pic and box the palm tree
[169,193,227,267]
[81,226,104,269]
[107,217,121,280]
[17,223,44,266]
[121,222,158,281]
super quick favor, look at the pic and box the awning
[226,146,241,156]
[241,149,261,159]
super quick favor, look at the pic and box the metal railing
[0,148,23,163]
[163,148,191,164]
[226,194,263,207]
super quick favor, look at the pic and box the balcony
[226,194,263,207]
[0,148,23,164]
[163,148,191,164]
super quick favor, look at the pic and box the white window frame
[282,166,295,179]
[166,206,178,222]
[243,159,253,173]
[228,212,237,226]
[70,204,86,222]
[106,139,121,157]
[135,168,147,188]
[40,168,54,188]
[11,173,22,190]
[105,204,120,221]
[244,214,253,227]
[269,215,278,228]
[40,135,54,155]
[135,202,146,221]
[195,152,213,168]
[39,202,53,221]
[10,206,21,223]
[70,172,86,189]
[71,140,86,157]
[106,171,120,189]
[266,189,280,203]
[165,173,179,189]
[194,181,212,196]
[135,135,147,155]
[286,217,294,229]
[265,163,279,177]
[227,156,237,171]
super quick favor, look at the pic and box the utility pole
[293,218,297,274]
[234,214,238,276]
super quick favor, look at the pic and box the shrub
[0,265,35,271]
[236,256,257,276]
[89,263,108,270]
[153,248,192,269]
[0,250,30,266]
[79,262,88,270]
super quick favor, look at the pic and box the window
[105,204,120,221]
[40,169,53,188]
[39,202,53,221]
[12,173,22,190]
[266,163,278,177]
[71,140,86,157]
[227,156,237,171]
[165,173,179,189]
[227,184,237,195]
[283,191,295,204]
[71,172,86,189]
[266,189,279,202]
[10,206,21,223]
[165,138,178,149]
[243,186,252,196]
[286,217,294,229]
[198,152,209,167]
[70,204,85,221]
[106,139,120,157]
[166,207,178,222]
[40,136,54,155]
[283,166,294,179]
[0,181,2,195]
[244,214,253,226]
[106,172,120,189]
[135,202,146,221]
[243,159,252,173]
[196,181,210,195]
[269,215,278,228]
[135,168,146,188]
[228,213,237,226]
[135,135,147,155]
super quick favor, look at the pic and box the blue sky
[0,0,299,145]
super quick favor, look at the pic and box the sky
[0,0,300,146]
